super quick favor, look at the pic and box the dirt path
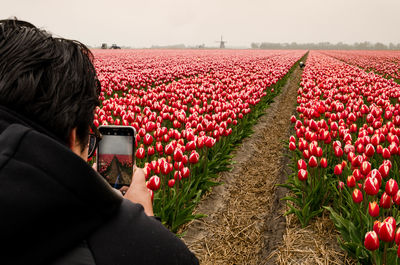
[182,60,305,264]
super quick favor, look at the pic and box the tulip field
[323,50,400,80]
[91,48,400,264]
[285,50,400,264]
[92,49,306,232]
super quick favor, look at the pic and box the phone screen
[98,130,134,188]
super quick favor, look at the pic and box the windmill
[215,35,227,49]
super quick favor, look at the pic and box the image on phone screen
[98,134,134,188]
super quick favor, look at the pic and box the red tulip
[346,175,356,188]
[197,137,205,149]
[165,143,174,155]
[173,148,183,162]
[334,164,343,176]
[303,150,310,159]
[379,222,395,242]
[368,201,379,217]
[180,154,188,164]
[148,160,158,171]
[136,147,145,159]
[173,171,182,181]
[289,141,296,151]
[180,167,190,178]
[352,155,363,168]
[356,143,364,154]
[364,177,379,196]
[308,156,318,168]
[386,178,399,196]
[174,161,184,171]
[138,128,146,137]
[394,190,400,205]
[365,144,375,157]
[360,161,371,176]
[334,146,343,157]
[389,143,398,155]
[383,159,393,169]
[189,151,200,164]
[384,216,396,231]
[371,134,380,146]
[395,228,400,245]
[352,189,363,204]
[162,134,170,143]
[337,181,344,190]
[298,169,308,181]
[374,220,382,234]
[147,175,161,191]
[320,158,328,168]
[367,169,382,187]
[379,163,390,178]
[353,169,363,181]
[205,137,216,148]
[143,133,153,146]
[379,192,392,209]
[147,146,155,156]
[156,142,163,153]
[297,159,307,170]
[309,142,317,156]
[186,141,196,151]
[168,179,175,188]
[316,147,323,157]
[382,148,391,159]
[160,161,172,175]
[364,231,379,251]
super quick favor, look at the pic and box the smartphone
[97,125,136,189]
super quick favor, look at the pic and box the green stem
[359,203,364,235]
[372,251,377,265]
[203,148,208,174]
[383,242,388,265]
[302,180,306,207]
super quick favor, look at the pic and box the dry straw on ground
[267,210,357,265]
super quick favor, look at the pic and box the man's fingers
[124,166,154,216]
[92,162,97,172]
[131,166,146,185]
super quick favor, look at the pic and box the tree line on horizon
[90,41,400,50]
[251,41,400,50]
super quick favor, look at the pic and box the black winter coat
[0,106,199,265]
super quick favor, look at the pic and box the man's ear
[68,127,78,150]
[68,127,88,161]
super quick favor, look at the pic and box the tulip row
[93,49,306,231]
[323,50,400,81]
[285,50,400,264]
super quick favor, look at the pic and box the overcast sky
[2,0,400,48]
[99,135,133,155]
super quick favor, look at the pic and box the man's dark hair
[0,18,100,150]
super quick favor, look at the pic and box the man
[0,19,198,265]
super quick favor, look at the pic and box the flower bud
[379,222,395,242]
[352,189,363,204]
[368,201,379,217]
[364,231,379,251]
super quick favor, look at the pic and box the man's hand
[123,166,154,216]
